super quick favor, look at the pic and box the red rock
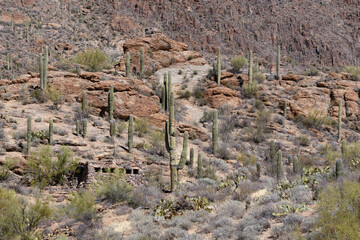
[281,74,304,81]
[344,90,358,102]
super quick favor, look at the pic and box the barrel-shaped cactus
[217,48,221,85]
[212,109,218,155]
[189,147,194,169]
[27,115,32,154]
[336,158,343,178]
[249,50,253,83]
[277,150,283,181]
[338,99,342,142]
[82,119,87,138]
[128,114,133,152]
[140,47,144,77]
[108,84,114,120]
[49,118,53,144]
[110,119,116,137]
[197,152,203,179]
[126,52,130,78]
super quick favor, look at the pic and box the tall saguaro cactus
[110,119,116,137]
[269,140,275,162]
[277,150,283,181]
[108,84,114,120]
[249,50,253,83]
[27,115,32,154]
[128,114,134,152]
[197,152,203,179]
[82,119,87,138]
[338,99,342,142]
[39,54,44,90]
[217,48,221,85]
[167,72,172,111]
[49,118,53,144]
[163,73,168,111]
[43,46,48,89]
[212,109,218,155]
[140,47,144,77]
[276,45,281,79]
[126,52,130,78]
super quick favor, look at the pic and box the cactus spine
[336,158,343,178]
[249,50,253,83]
[256,162,261,178]
[293,156,299,174]
[49,118,53,144]
[189,147,194,169]
[81,90,86,113]
[217,48,221,85]
[39,54,44,90]
[27,115,32,154]
[43,46,48,89]
[128,114,133,152]
[212,109,218,155]
[108,84,114,120]
[126,52,130,78]
[277,45,281,79]
[110,119,116,137]
[277,150,283,181]
[140,47,144,77]
[82,119,87,138]
[197,152,203,179]
[338,99,342,142]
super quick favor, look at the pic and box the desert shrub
[199,109,214,123]
[317,180,360,239]
[67,190,97,222]
[128,185,164,208]
[242,81,258,98]
[216,144,233,160]
[0,158,18,181]
[231,55,248,73]
[344,66,360,81]
[289,185,313,204]
[134,117,150,137]
[45,85,64,110]
[247,109,271,143]
[0,187,52,239]
[192,85,207,106]
[319,143,341,165]
[304,67,319,76]
[98,177,133,203]
[117,120,127,135]
[232,181,260,202]
[129,210,160,239]
[73,48,112,72]
[148,129,166,156]
[177,90,191,100]
[209,158,228,172]
[254,72,266,83]
[25,146,79,188]
[236,152,257,167]
[297,135,310,146]
[341,141,360,168]
[216,200,245,219]
[297,109,335,129]
[220,115,237,143]
[95,227,124,240]
[236,215,270,236]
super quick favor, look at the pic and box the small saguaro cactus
[140,47,144,77]
[293,156,299,174]
[341,140,347,155]
[276,45,281,79]
[336,158,343,178]
[43,46,48,89]
[277,150,283,181]
[76,121,80,135]
[49,118,53,144]
[256,162,261,178]
[189,147,194,169]
[126,52,130,78]
[249,50,253,83]
[212,109,218,155]
[177,131,189,170]
[110,119,116,137]
[81,90,86,113]
[338,99,342,142]
[39,54,44,90]
[283,100,287,117]
[108,84,114,120]
[128,114,134,152]
[217,48,221,85]
[27,115,32,154]
[269,140,275,162]
[82,119,87,138]
[197,152,203,179]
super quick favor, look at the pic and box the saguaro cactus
[82,119,87,138]
[212,109,218,155]
[269,140,275,162]
[128,114,133,152]
[341,140,347,155]
[256,162,261,178]
[338,99,342,142]
[167,72,172,111]
[126,52,130,78]
[43,46,48,89]
[178,131,188,169]
[293,156,299,174]
[277,150,283,181]
[108,84,114,120]
[284,100,287,117]
[163,73,168,111]
[49,118,53,144]
[249,50,253,83]
[39,54,44,90]
[110,119,116,137]
[197,152,203,179]
[189,147,194,169]
[217,48,221,85]
[82,90,86,113]
[336,158,343,178]
[27,115,32,154]
[140,47,144,77]
[165,93,177,191]
[276,45,281,79]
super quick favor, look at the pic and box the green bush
[67,190,96,221]
[319,144,342,165]
[297,136,310,146]
[297,109,335,129]
[134,117,150,137]
[304,67,319,76]
[26,146,79,188]
[318,180,360,239]
[344,66,360,81]
[254,72,266,83]
[73,48,112,72]
[177,90,191,100]
[231,55,248,73]
[0,187,52,239]
[98,178,133,203]
[242,81,258,98]
[45,85,64,110]
[341,141,360,168]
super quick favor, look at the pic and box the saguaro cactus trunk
[128,114,134,152]
[27,115,32,154]
[217,48,221,85]
[212,109,218,155]
[108,84,114,120]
